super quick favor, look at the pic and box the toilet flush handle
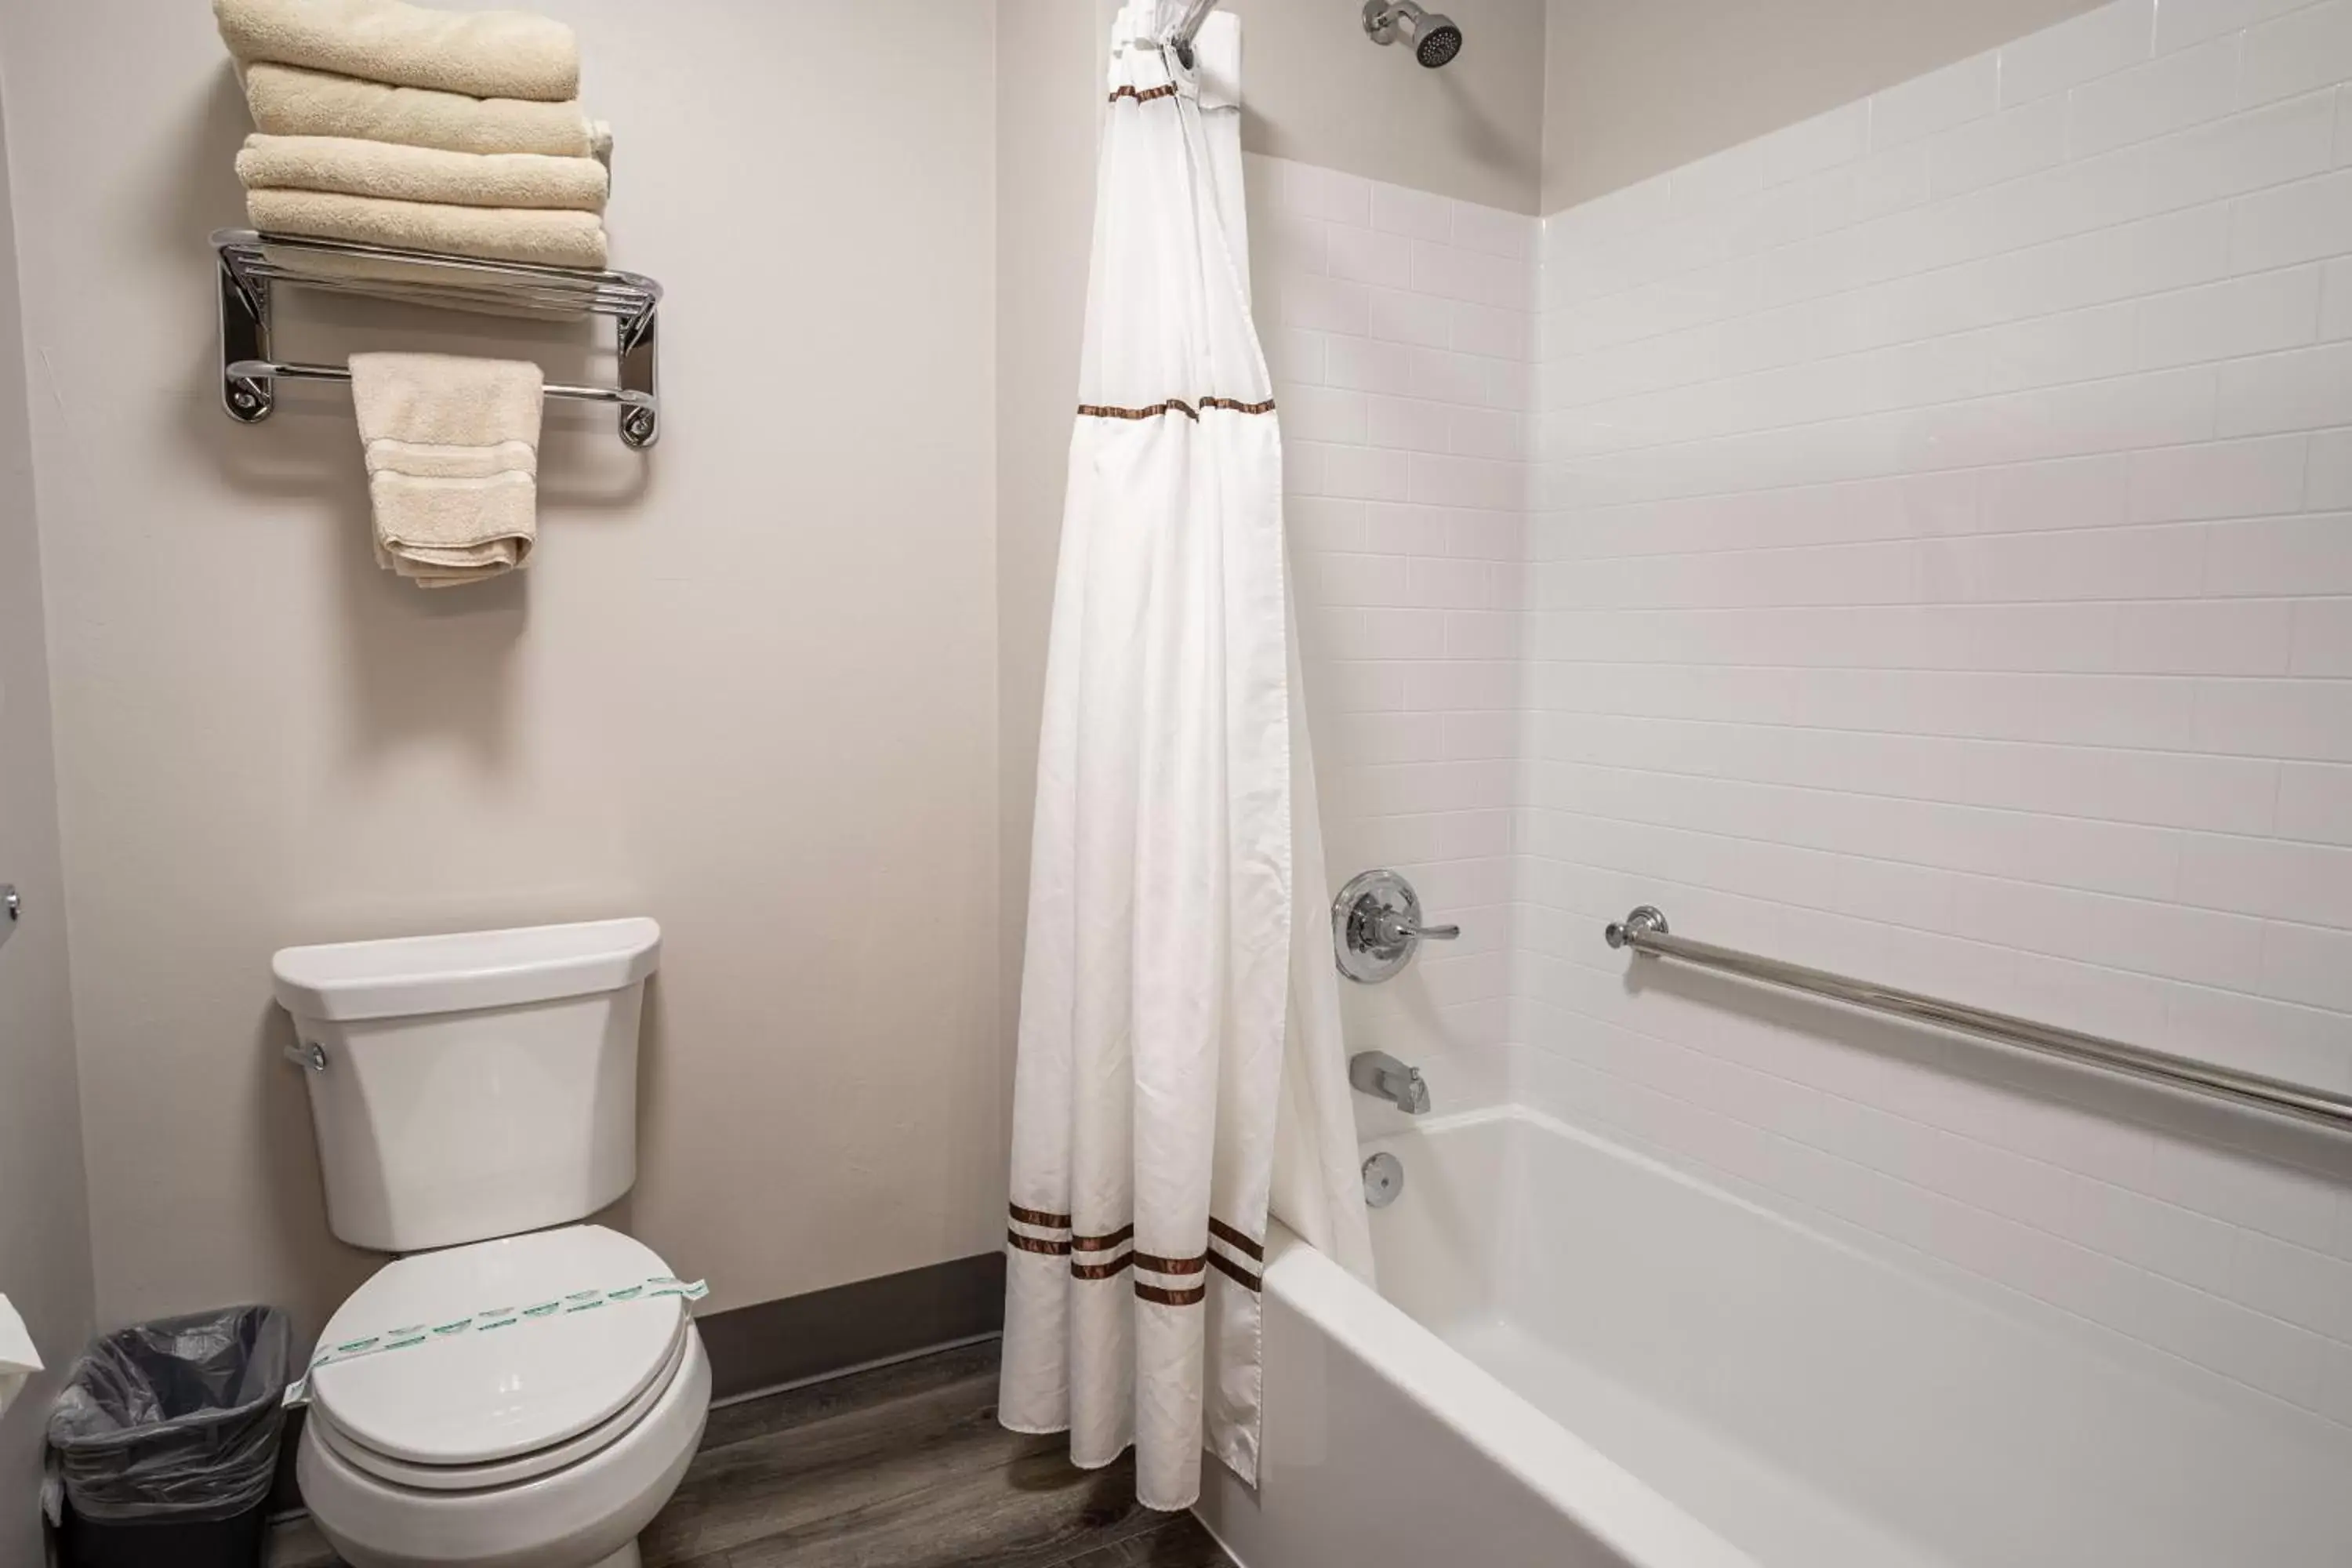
[283,1041,328,1073]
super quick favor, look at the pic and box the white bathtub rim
[1367,1101,1876,1256]
[1470,1085,2352,1445]
[1258,1214,1758,1568]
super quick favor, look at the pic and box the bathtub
[1197,1105,2352,1567]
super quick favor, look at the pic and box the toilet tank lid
[272,918,661,1022]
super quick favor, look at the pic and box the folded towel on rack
[248,187,607,268]
[351,352,543,589]
[238,134,607,212]
[215,0,578,103]
[240,63,600,158]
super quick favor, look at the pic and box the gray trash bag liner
[47,1306,292,1523]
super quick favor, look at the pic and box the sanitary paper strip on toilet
[284,1276,709,1406]
[0,1294,42,1417]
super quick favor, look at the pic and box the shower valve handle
[1378,913,1459,943]
[1334,869,1461,983]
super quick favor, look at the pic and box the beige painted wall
[995,0,1109,1063]
[0,82,96,1568]
[1231,0,1549,214]
[0,0,1003,1335]
[1542,0,2108,212]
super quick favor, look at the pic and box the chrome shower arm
[1363,0,1465,67]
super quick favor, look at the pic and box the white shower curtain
[1000,0,1374,1513]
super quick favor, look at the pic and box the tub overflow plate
[1362,1151,1405,1208]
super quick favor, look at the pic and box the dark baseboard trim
[268,1250,1007,1518]
[699,1251,1007,1403]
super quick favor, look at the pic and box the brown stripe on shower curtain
[1068,1222,1137,1280]
[1007,1231,1071,1257]
[1207,1217,1263,1261]
[1133,1250,1207,1275]
[1207,1250,1261,1290]
[1040,1216,1263,1296]
[1134,1280,1207,1307]
[1007,1202,1074,1257]
[1077,395,1277,423]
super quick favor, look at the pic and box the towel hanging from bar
[352,352,542,590]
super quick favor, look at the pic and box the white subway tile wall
[1530,0,2352,1428]
[1245,152,1536,1083]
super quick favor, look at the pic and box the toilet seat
[308,1225,692,1481]
[310,1324,691,1492]
[297,1326,710,1568]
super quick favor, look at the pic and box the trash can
[46,1306,292,1568]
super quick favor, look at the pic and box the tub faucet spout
[1349,1051,1431,1114]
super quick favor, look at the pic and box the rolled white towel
[214,0,579,103]
[240,62,598,158]
[238,134,608,212]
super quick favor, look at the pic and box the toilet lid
[310,1327,692,1491]
[311,1225,691,1468]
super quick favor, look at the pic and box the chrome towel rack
[212,230,663,448]
[1604,906,2352,1134]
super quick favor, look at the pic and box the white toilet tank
[272,919,662,1253]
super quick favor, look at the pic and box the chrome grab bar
[1604,906,2352,1134]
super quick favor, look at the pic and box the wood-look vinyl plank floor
[267,1340,1232,1568]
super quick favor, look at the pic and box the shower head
[1363,1,1464,68]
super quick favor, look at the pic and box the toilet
[270,918,707,1568]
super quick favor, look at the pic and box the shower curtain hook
[1167,0,1221,68]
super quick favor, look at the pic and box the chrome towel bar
[227,357,654,412]
[1604,906,2352,1134]
[213,230,663,448]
